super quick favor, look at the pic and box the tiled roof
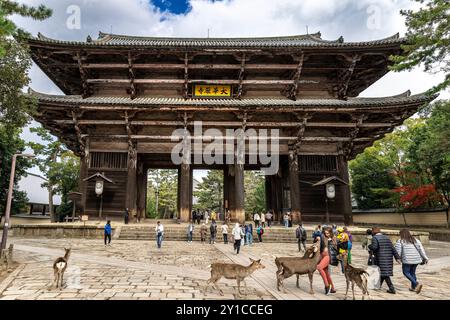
[31,32,404,49]
[29,89,436,108]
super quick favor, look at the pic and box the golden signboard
[193,85,231,97]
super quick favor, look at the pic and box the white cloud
[13,0,449,179]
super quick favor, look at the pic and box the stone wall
[353,209,448,228]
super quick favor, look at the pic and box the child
[256,225,264,242]
[200,223,208,243]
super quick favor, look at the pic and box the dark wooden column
[79,154,88,213]
[338,154,353,225]
[179,163,191,222]
[136,163,147,221]
[225,165,236,219]
[189,166,193,220]
[126,143,137,216]
[289,150,301,223]
[234,163,245,223]
[265,176,272,212]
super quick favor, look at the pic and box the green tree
[28,127,64,222]
[194,170,223,212]
[147,169,178,218]
[46,151,80,220]
[0,1,52,128]
[390,0,450,93]
[349,147,398,209]
[0,125,31,219]
[244,171,266,218]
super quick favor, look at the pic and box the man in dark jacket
[368,227,401,294]
[296,223,307,252]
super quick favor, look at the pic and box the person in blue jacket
[104,220,112,246]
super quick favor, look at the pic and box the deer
[204,258,265,296]
[274,241,321,294]
[53,248,71,290]
[337,252,370,300]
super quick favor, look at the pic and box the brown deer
[337,253,370,300]
[53,248,71,289]
[275,241,321,294]
[204,258,265,296]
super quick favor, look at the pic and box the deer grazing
[337,253,370,300]
[53,248,71,290]
[204,258,265,296]
[274,241,321,294]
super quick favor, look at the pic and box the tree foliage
[147,169,178,218]
[194,170,223,212]
[244,171,266,217]
[350,100,450,210]
[0,125,31,217]
[28,126,64,222]
[390,0,450,93]
[47,151,80,219]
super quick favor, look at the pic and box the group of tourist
[306,224,428,295]
[191,209,231,225]
[104,216,430,296]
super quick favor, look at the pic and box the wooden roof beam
[286,53,304,101]
[76,52,90,98]
[336,54,362,100]
[86,78,302,85]
[128,52,137,99]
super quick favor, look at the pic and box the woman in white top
[221,223,229,244]
[395,229,429,294]
[155,221,164,249]
[260,212,266,227]
[232,223,244,254]
[253,213,260,227]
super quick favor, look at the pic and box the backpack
[210,224,216,233]
[300,227,307,241]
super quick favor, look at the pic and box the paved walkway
[1,238,450,300]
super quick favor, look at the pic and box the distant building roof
[17,172,62,205]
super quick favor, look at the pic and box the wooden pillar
[289,150,301,223]
[225,165,236,219]
[79,154,88,214]
[136,164,147,221]
[29,204,33,215]
[234,163,245,223]
[179,163,191,222]
[126,143,137,217]
[265,176,271,212]
[189,166,193,220]
[339,154,353,225]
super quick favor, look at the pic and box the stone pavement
[0,237,450,300]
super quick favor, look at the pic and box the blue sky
[152,0,191,14]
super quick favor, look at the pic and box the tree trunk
[48,186,56,223]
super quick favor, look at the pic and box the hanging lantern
[95,179,104,196]
[326,183,335,199]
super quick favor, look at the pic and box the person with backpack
[343,226,353,264]
[337,227,349,273]
[256,225,264,242]
[186,220,194,243]
[221,222,229,244]
[395,228,429,294]
[209,219,217,244]
[253,212,260,227]
[296,223,307,252]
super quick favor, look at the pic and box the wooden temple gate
[26,31,435,224]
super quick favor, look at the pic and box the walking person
[253,212,260,227]
[124,208,129,225]
[232,223,244,254]
[283,212,289,228]
[296,223,307,252]
[205,211,210,224]
[395,229,429,294]
[104,220,112,246]
[200,223,208,243]
[196,209,201,225]
[187,220,194,243]
[368,227,401,294]
[343,226,353,264]
[155,221,164,249]
[245,223,253,246]
[256,225,264,242]
[209,219,217,244]
[241,224,246,247]
[265,210,273,227]
[221,222,229,244]
[192,210,197,224]
[288,212,292,228]
[260,212,266,228]
[317,227,337,295]
[337,227,349,273]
